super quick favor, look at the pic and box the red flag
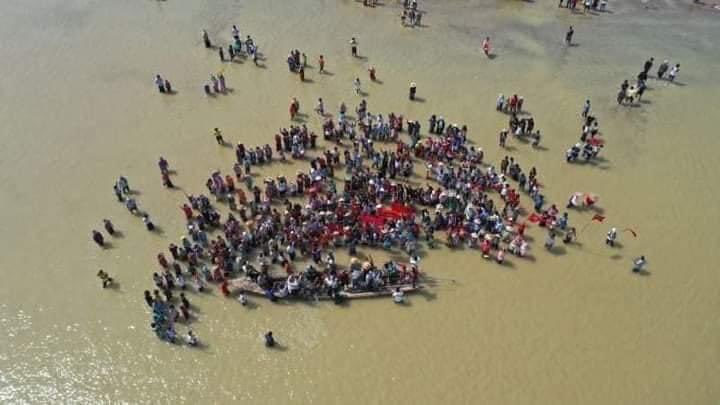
[588,137,605,147]
[528,213,542,223]
[591,214,605,223]
[623,228,638,237]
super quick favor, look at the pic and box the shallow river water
[1,0,719,403]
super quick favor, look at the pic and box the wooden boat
[229,276,422,301]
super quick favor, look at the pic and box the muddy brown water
[1,0,719,403]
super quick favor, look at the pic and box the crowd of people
[496,94,525,115]
[133,87,641,339]
[617,57,680,106]
[143,95,579,320]
[208,26,261,65]
[558,0,608,13]
[203,72,228,96]
[115,10,665,346]
[494,94,542,148]
[566,114,604,162]
[93,176,158,250]
[400,0,423,27]
[147,285,199,346]
[198,25,261,96]
[286,49,308,80]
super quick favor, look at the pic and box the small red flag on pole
[591,214,605,223]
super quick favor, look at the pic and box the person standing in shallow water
[264,331,275,347]
[103,219,115,236]
[481,37,491,57]
[318,55,325,73]
[202,29,211,48]
[581,99,591,117]
[97,270,113,288]
[565,26,574,45]
[252,45,259,65]
[656,60,669,79]
[144,290,153,307]
[531,130,541,148]
[606,227,617,247]
[668,64,680,82]
[498,129,508,148]
[217,73,226,92]
[315,98,324,116]
[214,128,224,145]
[349,37,358,57]
[92,230,105,247]
[154,74,165,93]
[643,57,654,76]
[632,256,647,273]
[228,44,235,61]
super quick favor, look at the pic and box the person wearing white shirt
[668,64,680,82]
[392,287,405,304]
[632,256,647,273]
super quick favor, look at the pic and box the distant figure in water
[392,287,405,304]
[563,227,576,244]
[565,26,574,45]
[531,130,541,148]
[158,156,169,175]
[315,98,324,116]
[482,37,491,56]
[218,73,226,93]
[643,57,654,76]
[656,60,669,80]
[103,219,115,236]
[318,55,325,73]
[228,44,235,61]
[162,172,174,188]
[668,64,679,82]
[581,99,591,117]
[97,269,114,288]
[202,29,211,48]
[118,176,130,194]
[142,214,155,231]
[144,290,154,307]
[154,74,165,93]
[214,128,224,145]
[264,331,275,347]
[606,227,617,247]
[186,330,199,346]
[125,198,139,215]
[349,37,358,57]
[92,230,105,247]
[632,256,647,274]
